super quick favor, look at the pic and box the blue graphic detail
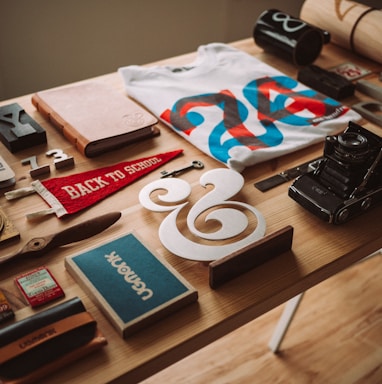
[161,75,346,164]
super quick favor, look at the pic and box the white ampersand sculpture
[138,168,266,261]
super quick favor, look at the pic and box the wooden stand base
[209,226,293,289]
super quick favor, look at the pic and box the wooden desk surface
[1,39,382,383]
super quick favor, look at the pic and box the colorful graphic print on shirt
[160,75,348,163]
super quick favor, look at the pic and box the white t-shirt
[119,43,360,172]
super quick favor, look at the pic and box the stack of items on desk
[298,0,382,125]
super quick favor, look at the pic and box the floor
[141,252,382,384]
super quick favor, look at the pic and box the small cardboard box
[65,233,198,337]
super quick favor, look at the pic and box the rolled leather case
[0,297,107,384]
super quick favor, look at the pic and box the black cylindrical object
[254,9,324,66]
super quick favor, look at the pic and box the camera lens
[338,132,367,150]
[335,132,369,163]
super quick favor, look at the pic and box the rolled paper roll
[300,0,382,63]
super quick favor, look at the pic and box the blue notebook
[65,233,198,337]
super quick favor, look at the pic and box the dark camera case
[0,297,107,384]
[298,65,355,100]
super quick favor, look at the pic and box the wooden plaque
[209,226,294,288]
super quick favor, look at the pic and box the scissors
[0,211,121,265]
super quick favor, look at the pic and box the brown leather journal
[32,82,159,157]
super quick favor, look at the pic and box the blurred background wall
[0,0,379,100]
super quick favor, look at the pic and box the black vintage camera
[289,122,382,224]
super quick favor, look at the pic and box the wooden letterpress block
[0,103,47,152]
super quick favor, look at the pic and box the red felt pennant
[30,150,183,217]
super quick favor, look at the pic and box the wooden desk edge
[109,236,382,384]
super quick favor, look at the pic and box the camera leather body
[0,297,107,384]
[289,122,382,224]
